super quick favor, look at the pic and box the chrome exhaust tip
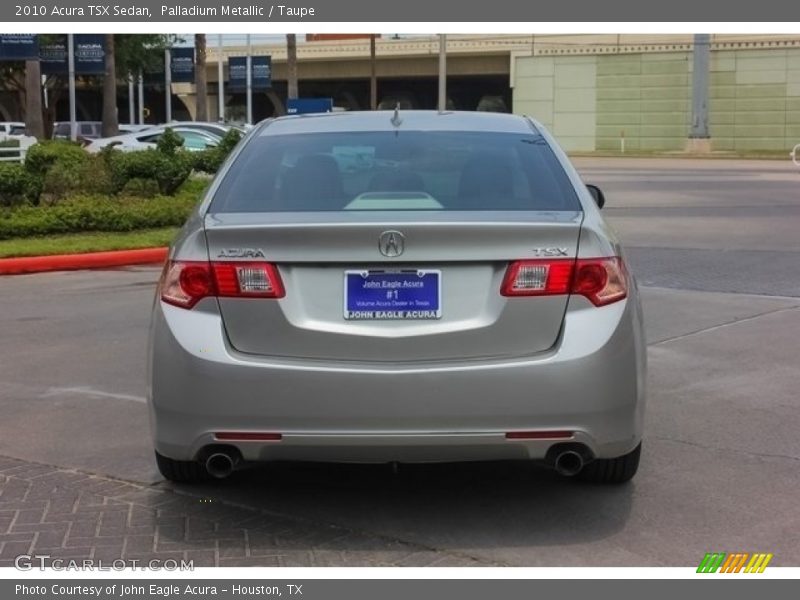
[554,450,584,477]
[205,452,237,479]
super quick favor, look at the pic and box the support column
[687,33,712,153]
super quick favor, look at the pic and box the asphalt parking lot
[1,157,798,567]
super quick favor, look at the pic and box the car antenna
[391,103,403,128]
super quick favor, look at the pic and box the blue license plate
[344,270,442,320]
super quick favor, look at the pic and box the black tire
[578,442,641,484]
[155,451,208,483]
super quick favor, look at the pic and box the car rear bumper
[148,295,646,463]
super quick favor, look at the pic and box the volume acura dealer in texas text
[162,4,316,17]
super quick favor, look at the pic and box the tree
[23,60,45,138]
[286,34,298,101]
[101,34,118,137]
[370,34,377,110]
[194,34,208,122]
[109,34,180,131]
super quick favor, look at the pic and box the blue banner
[74,34,105,74]
[40,34,105,75]
[252,56,272,90]
[40,36,67,74]
[170,46,194,83]
[227,56,247,90]
[0,34,39,61]
[228,55,271,91]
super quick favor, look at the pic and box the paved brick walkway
[0,455,495,568]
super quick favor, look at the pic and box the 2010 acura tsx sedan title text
[147,111,646,484]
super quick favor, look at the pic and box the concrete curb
[0,247,168,275]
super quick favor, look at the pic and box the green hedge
[4,130,228,206]
[105,149,194,196]
[24,140,88,178]
[192,128,243,174]
[0,181,205,240]
[0,163,40,207]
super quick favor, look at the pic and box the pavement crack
[649,304,800,347]
[653,436,800,464]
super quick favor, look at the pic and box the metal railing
[0,137,36,163]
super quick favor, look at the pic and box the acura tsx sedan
[148,110,646,484]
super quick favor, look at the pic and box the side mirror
[586,184,605,209]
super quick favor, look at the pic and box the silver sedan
[148,111,646,484]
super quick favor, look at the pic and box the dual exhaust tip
[546,443,592,477]
[204,450,239,479]
[553,449,585,477]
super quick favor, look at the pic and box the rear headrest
[279,154,344,209]
[458,152,514,207]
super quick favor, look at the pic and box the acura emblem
[378,231,405,257]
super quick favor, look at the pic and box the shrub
[0,184,203,240]
[156,127,184,155]
[21,140,108,204]
[103,146,193,197]
[0,164,38,207]
[24,140,87,179]
[192,128,243,174]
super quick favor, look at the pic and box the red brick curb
[0,247,168,275]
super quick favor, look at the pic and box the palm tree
[101,33,119,137]
[194,34,208,121]
[369,34,377,110]
[24,59,44,139]
[286,34,298,101]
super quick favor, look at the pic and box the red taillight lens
[160,261,214,309]
[501,257,628,306]
[573,257,628,306]
[212,262,285,298]
[160,260,284,309]
[500,260,573,296]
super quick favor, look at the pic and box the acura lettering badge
[378,231,405,257]
[217,248,266,258]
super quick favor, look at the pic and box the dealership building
[2,33,798,152]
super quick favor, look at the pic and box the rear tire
[578,442,641,484]
[155,451,208,483]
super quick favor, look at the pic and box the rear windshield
[209,130,580,213]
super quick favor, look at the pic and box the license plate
[344,270,442,320]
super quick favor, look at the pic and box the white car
[117,124,155,134]
[163,121,240,137]
[86,126,221,153]
[0,122,26,141]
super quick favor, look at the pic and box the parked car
[118,124,155,134]
[0,122,26,141]
[85,126,221,153]
[162,121,242,137]
[52,121,103,142]
[148,111,646,485]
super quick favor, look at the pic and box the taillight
[500,260,573,296]
[159,260,284,309]
[160,261,214,309]
[501,257,628,306]
[211,262,285,298]
[573,257,628,307]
